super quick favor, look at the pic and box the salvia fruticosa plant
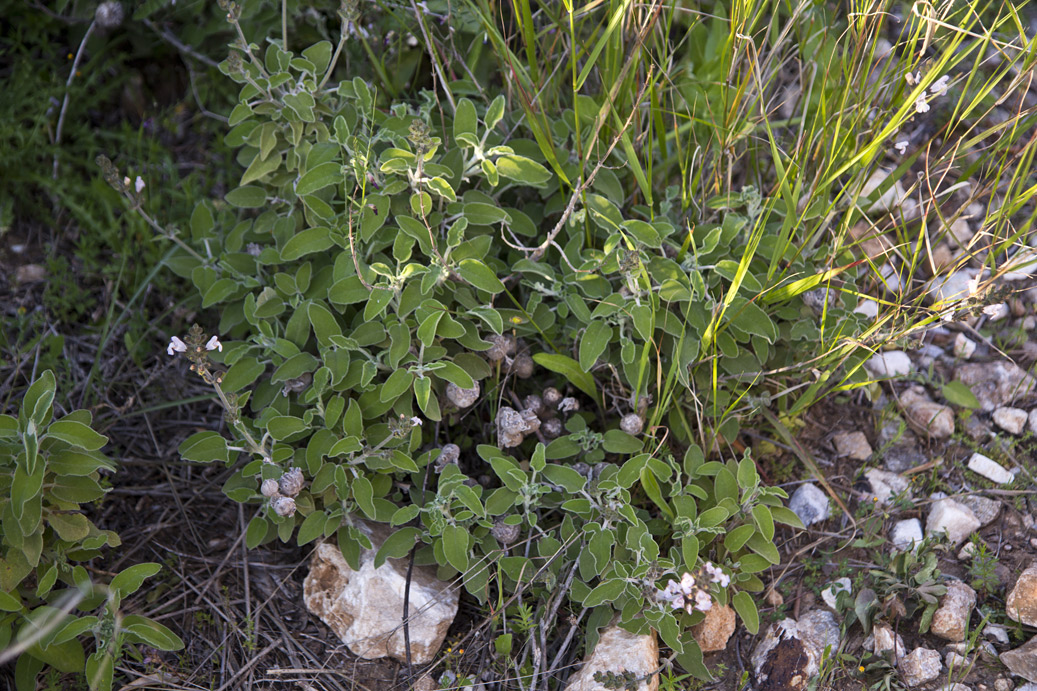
[90,0,1025,681]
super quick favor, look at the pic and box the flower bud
[278,468,305,498]
[260,479,280,497]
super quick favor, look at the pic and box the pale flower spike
[167,336,187,356]
[914,96,930,114]
[931,75,950,97]
[205,336,223,352]
[135,176,145,194]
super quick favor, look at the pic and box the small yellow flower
[858,665,865,673]
[510,316,524,324]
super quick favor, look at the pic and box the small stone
[752,610,840,691]
[821,578,851,609]
[891,519,923,552]
[994,679,1012,691]
[955,361,1037,411]
[931,269,979,303]
[899,647,942,687]
[931,581,977,642]
[945,651,968,669]
[958,495,1001,527]
[900,387,954,436]
[865,468,911,506]
[865,351,914,377]
[564,624,659,691]
[1007,564,1037,627]
[927,498,981,545]
[865,623,906,658]
[691,603,736,653]
[855,299,880,319]
[765,588,784,607]
[986,624,1011,645]
[994,407,1029,435]
[884,442,926,473]
[1030,409,1037,434]
[1001,634,1037,683]
[958,541,978,561]
[954,333,977,359]
[968,453,1014,484]
[789,483,830,527]
[833,431,872,460]
[861,168,909,213]
[946,217,975,249]
[15,264,46,283]
[944,685,972,691]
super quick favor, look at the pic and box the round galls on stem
[278,467,304,498]
[272,496,297,517]
[260,479,280,497]
[95,1,124,29]
[446,381,480,408]
[509,353,534,379]
[491,518,520,545]
[620,413,645,436]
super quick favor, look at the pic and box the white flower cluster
[657,563,730,614]
[895,72,954,154]
[166,335,222,356]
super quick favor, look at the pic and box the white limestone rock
[993,407,1029,435]
[954,361,1037,411]
[1001,634,1037,683]
[953,333,977,359]
[821,578,851,610]
[833,431,872,460]
[864,624,905,658]
[1030,408,1037,434]
[302,527,458,664]
[752,610,840,691]
[1007,564,1037,627]
[865,351,914,377]
[789,483,830,527]
[891,518,923,552]
[931,580,977,642]
[899,647,942,687]
[967,453,1014,484]
[931,269,979,304]
[565,625,659,691]
[926,498,981,546]
[958,494,1001,527]
[864,468,911,506]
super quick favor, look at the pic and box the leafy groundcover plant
[98,0,1019,683]
[0,372,183,691]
